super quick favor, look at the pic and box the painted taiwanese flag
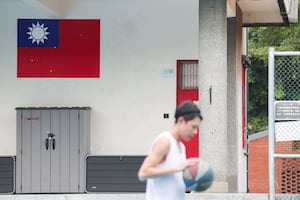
[17,19,100,78]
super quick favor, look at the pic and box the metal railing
[268,48,300,200]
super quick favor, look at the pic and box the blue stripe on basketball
[194,168,214,192]
[184,178,196,188]
[197,168,214,183]
[189,183,198,191]
[196,181,212,192]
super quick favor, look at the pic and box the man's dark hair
[174,101,203,123]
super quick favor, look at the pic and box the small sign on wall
[161,67,175,79]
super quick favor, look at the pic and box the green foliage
[274,80,285,100]
[247,7,300,134]
[247,60,268,134]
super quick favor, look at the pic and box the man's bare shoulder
[149,135,170,162]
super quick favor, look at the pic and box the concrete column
[227,5,247,193]
[227,16,238,193]
[198,0,228,192]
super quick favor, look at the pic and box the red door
[176,60,199,158]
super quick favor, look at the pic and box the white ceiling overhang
[22,0,67,18]
[22,0,298,27]
[234,0,298,27]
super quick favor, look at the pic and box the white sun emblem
[26,22,50,45]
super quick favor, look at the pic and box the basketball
[183,158,214,192]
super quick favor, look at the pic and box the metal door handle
[48,133,55,138]
[45,132,55,150]
[45,138,49,150]
[52,138,56,150]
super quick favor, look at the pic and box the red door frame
[242,66,247,149]
[176,60,199,158]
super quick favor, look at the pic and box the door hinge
[78,149,80,154]
[78,184,80,190]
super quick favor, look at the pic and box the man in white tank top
[138,101,203,200]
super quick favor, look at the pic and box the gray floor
[0,193,270,200]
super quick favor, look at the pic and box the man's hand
[175,157,199,172]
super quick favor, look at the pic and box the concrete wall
[0,0,198,156]
[0,0,249,193]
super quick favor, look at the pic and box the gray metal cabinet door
[50,109,80,193]
[17,109,51,193]
[40,110,51,193]
[16,108,85,193]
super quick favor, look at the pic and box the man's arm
[138,136,188,180]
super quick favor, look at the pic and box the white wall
[0,0,199,155]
